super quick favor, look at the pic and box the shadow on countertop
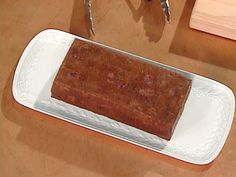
[125,0,165,43]
[1,66,212,177]
[69,0,165,43]
[169,0,236,71]
[69,0,91,38]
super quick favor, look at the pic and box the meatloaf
[51,39,192,140]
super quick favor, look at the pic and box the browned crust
[51,39,192,140]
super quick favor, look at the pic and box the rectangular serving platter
[12,29,235,164]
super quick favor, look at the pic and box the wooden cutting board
[190,0,236,40]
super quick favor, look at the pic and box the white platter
[12,29,235,164]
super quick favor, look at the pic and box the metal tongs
[160,0,170,22]
[85,0,170,35]
[85,0,95,35]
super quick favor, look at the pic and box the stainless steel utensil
[85,0,171,35]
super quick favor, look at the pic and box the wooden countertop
[0,0,235,177]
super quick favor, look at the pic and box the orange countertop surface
[0,0,236,177]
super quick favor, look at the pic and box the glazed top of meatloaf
[53,40,192,130]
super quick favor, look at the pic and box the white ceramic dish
[12,29,235,165]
